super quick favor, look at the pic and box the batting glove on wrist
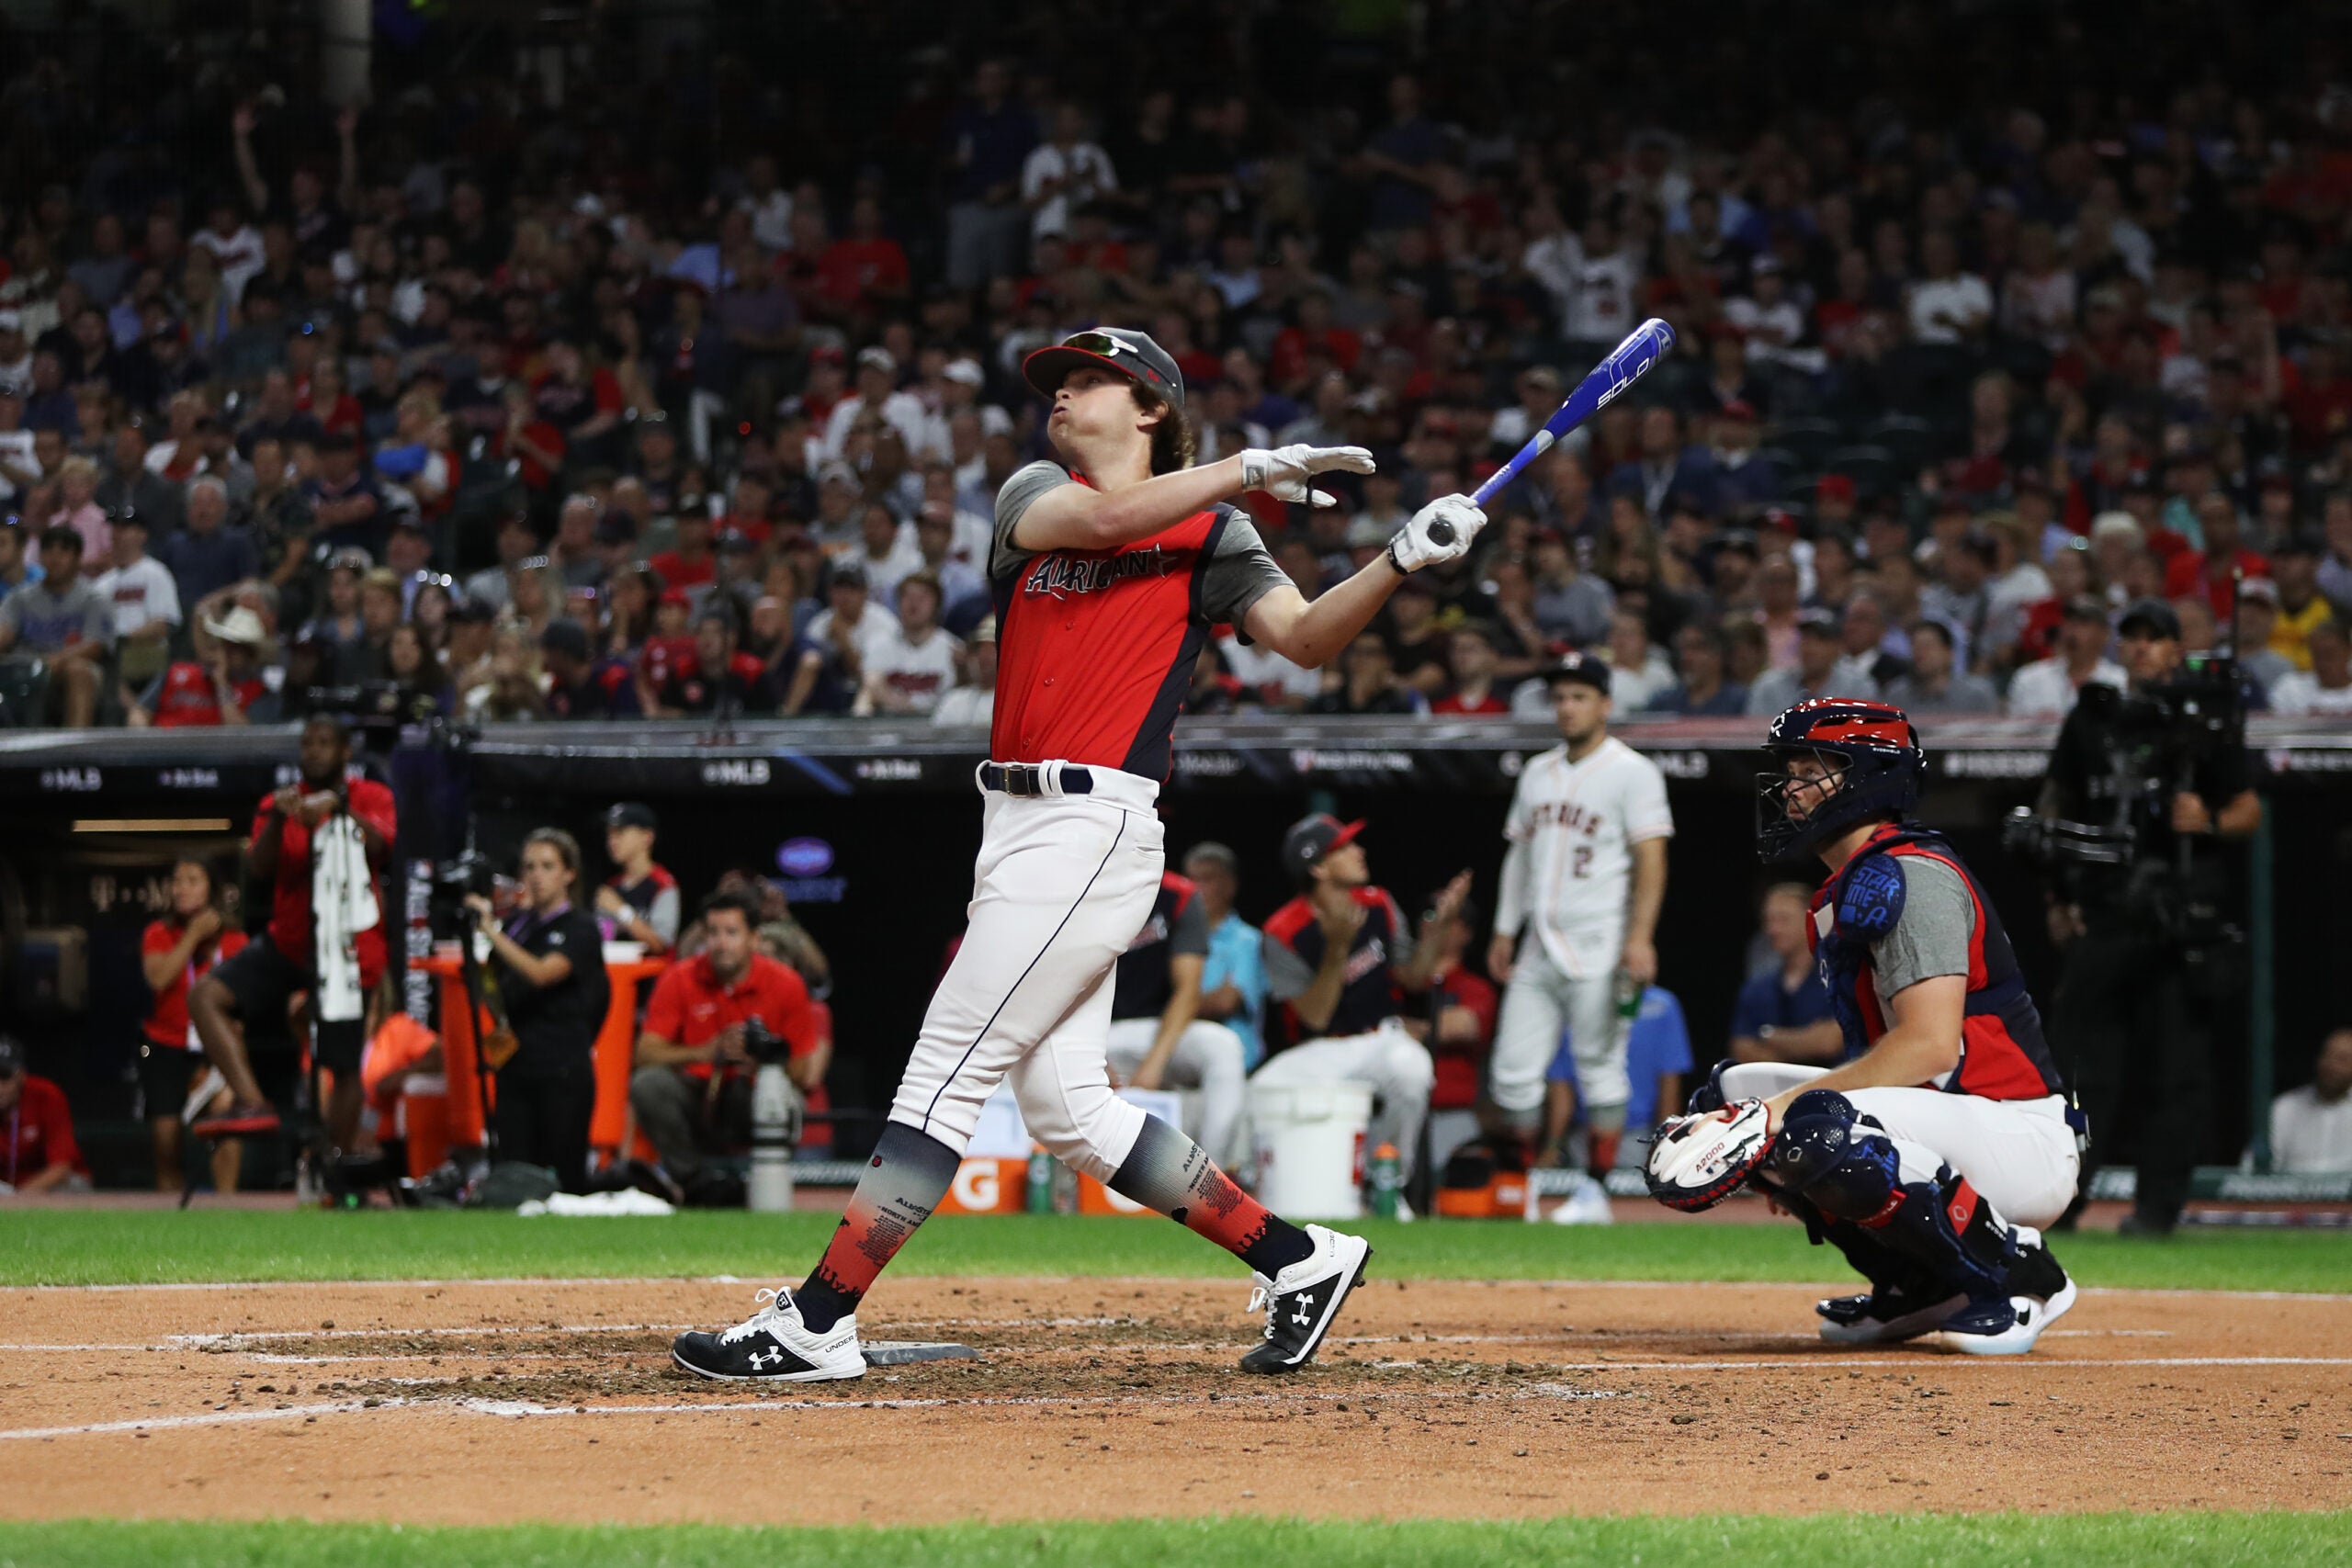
[1387,493,1487,572]
[1238,444,1376,508]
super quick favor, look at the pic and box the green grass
[7,1515,2348,1568]
[4,1209,2346,1292]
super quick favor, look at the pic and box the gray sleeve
[1871,858,1975,998]
[81,589,114,644]
[1169,892,1210,959]
[647,885,682,947]
[990,460,1073,582]
[1200,510,1291,641]
[1262,928,1316,1001]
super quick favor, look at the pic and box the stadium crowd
[2,4,2352,734]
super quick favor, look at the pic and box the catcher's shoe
[1816,1285,1969,1345]
[1938,1235,2077,1357]
[672,1287,865,1382]
[1240,1224,1372,1374]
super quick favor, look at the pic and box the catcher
[1645,698,2083,1355]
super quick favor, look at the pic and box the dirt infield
[5,1274,2348,1525]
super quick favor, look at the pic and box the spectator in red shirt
[649,511,718,594]
[814,197,910,322]
[190,715,397,1142]
[2164,494,2270,616]
[139,857,249,1193]
[0,1034,86,1194]
[629,889,820,1198]
[1430,622,1513,715]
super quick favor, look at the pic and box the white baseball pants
[1105,1015,1249,1170]
[1250,1019,1435,1177]
[1718,1062,2082,1229]
[889,762,1165,1184]
[1491,932,1627,1122]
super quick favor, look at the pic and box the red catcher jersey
[989,460,1288,778]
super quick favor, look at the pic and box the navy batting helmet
[1755,696,1926,862]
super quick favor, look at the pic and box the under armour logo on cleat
[1291,1301,1315,1326]
[747,1347,784,1370]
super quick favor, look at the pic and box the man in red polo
[629,888,817,1196]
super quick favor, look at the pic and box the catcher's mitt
[1644,1099,1774,1213]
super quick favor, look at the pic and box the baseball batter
[1487,653,1672,1182]
[674,327,1487,1382]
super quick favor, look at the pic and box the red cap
[1816,473,1857,502]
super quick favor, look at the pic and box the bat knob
[1426,520,1455,547]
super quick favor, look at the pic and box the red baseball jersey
[251,778,397,983]
[141,919,250,1047]
[641,951,817,1082]
[989,460,1288,778]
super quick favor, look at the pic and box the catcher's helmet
[1755,696,1926,862]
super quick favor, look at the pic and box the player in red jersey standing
[674,327,1486,1382]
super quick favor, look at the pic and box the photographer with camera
[2034,597,2262,1236]
[462,829,609,1191]
[629,888,821,1204]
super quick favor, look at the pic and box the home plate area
[4,1277,2348,1526]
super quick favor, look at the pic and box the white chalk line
[9,1275,2350,1303]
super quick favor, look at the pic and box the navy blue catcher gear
[1756,697,1928,862]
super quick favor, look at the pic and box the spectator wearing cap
[1256,813,1461,1189]
[910,499,988,614]
[0,525,111,726]
[2007,594,2126,716]
[539,617,613,719]
[1529,525,1614,649]
[0,1034,87,1194]
[822,345,930,463]
[596,803,680,954]
[1746,606,1860,716]
[93,509,179,687]
[656,608,775,717]
[2232,581,2296,699]
[2269,618,2352,716]
[1885,620,1999,715]
[783,558,880,716]
[158,472,259,606]
[302,432,389,565]
[930,613,997,726]
[1709,401,1781,513]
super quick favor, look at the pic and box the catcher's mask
[1756,696,1926,862]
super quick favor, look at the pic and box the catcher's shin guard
[1759,1089,2021,1304]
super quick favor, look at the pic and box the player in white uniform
[1487,653,1672,1195]
[670,326,1487,1382]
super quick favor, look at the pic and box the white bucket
[1249,1082,1374,1220]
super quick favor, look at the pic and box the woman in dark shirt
[464,829,609,1190]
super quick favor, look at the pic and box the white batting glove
[1238,444,1376,508]
[1386,493,1487,572]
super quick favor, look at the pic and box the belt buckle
[1007,763,1041,797]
